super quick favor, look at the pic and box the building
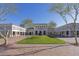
[23,20,54,35]
[0,24,26,37]
[20,19,79,37]
[54,23,79,37]
[1,22,78,37]
[20,20,56,35]
[26,27,34,35]
[25,21,79,37]
[33,24,49,35]
[26,24,49,35]
[20,19,56,35]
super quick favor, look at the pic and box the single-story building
[54,23,79,37]
[0,24,26,37]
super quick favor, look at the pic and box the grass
[17,36,65,44]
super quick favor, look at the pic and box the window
[13,31,15,35]
[66,31,69,35]
[35,31,38,35]
[77,31,79,36]
[43,31,46,35]
[20,32,22,35]
[17,32,19,34]
[39,31,42,35]
[29,32,32,35]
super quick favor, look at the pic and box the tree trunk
[74,22,78,45]
[3,38,7,46]
[0,33,7,46]
[74,34,78,45]
[0,38,7,47]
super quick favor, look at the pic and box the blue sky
[1,3,79,27]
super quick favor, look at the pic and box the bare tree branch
[68,13,75,20]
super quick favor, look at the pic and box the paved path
[0,37,79,56]
[58,37,78,43]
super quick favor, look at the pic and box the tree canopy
[48,21,56,28]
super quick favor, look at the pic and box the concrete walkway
[59,37,79,43]
[0,37,79,56]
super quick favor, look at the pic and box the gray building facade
[54,23,79,37]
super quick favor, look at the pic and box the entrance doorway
[39,31,42,35]
[35,31,38,35]
[43,31,46,35]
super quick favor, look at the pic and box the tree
[50,3,79,45]
[48,21,56,28]
[50,4,68,37]
[0,4,17,46]
[47,21,56,36]
[20,19,34,28]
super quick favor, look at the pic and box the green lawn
[17,36,65,44]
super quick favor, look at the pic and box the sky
[1,3,79,27]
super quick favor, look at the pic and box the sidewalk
[0,37,79,56]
